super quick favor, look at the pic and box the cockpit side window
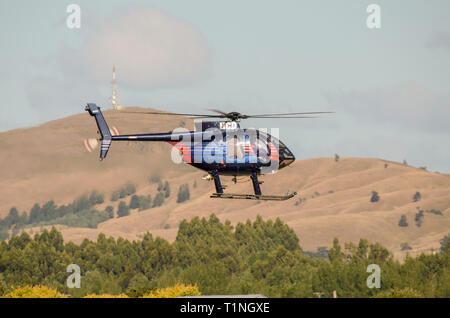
[254,139,270,163]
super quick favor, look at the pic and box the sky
[1,0,449,172]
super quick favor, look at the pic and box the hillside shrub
[398,215,408,227]
[400,242,412,251]
[370,191,380,203]
[427,209,443,216]
[177,184,190,203]
[129,195,140,209]
[163,181,171,198]
[153,192,165,207]
[440,234,450,254]
[117,201,130,218]
[415,207,424,227]
[138,195,151,211]
[105,206,114,218]
[89,191,104,205]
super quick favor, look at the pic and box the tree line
[0,191,112,240]
[0,215,448,298]
[0,181,194,239]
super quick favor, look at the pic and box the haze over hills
[0,108,449,259]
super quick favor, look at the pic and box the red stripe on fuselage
[269,142,279,161]
[167,141,192,163]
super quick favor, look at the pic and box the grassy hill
[1,108,449,259]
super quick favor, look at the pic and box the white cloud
[23,5,213,124]
[81,5,212,90]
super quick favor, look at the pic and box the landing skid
[209,169,297,201]
[210,192,297,201]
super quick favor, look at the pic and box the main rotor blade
[247,116,322,119]
[120,110,225,118]
[207,108,230,116]
[119,109,334,120]
[246,111,335,117]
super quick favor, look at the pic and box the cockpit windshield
[223,130,294,167]
[257,131,295,168]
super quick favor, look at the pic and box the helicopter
[85,103,333,201]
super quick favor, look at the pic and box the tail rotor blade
[83,138,99,153]
[110,126,120,136]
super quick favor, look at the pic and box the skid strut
[250,171,262,196]
[209,170,297,201]
[211,169,223,194]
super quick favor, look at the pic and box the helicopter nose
[278,146,295,169]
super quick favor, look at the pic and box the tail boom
[85,103,199,160]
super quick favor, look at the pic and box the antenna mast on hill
[111,66,122,110]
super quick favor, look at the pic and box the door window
[226,137,245,159]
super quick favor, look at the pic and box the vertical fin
[85,103,112,159]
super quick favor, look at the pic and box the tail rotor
[83,126,120,153]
